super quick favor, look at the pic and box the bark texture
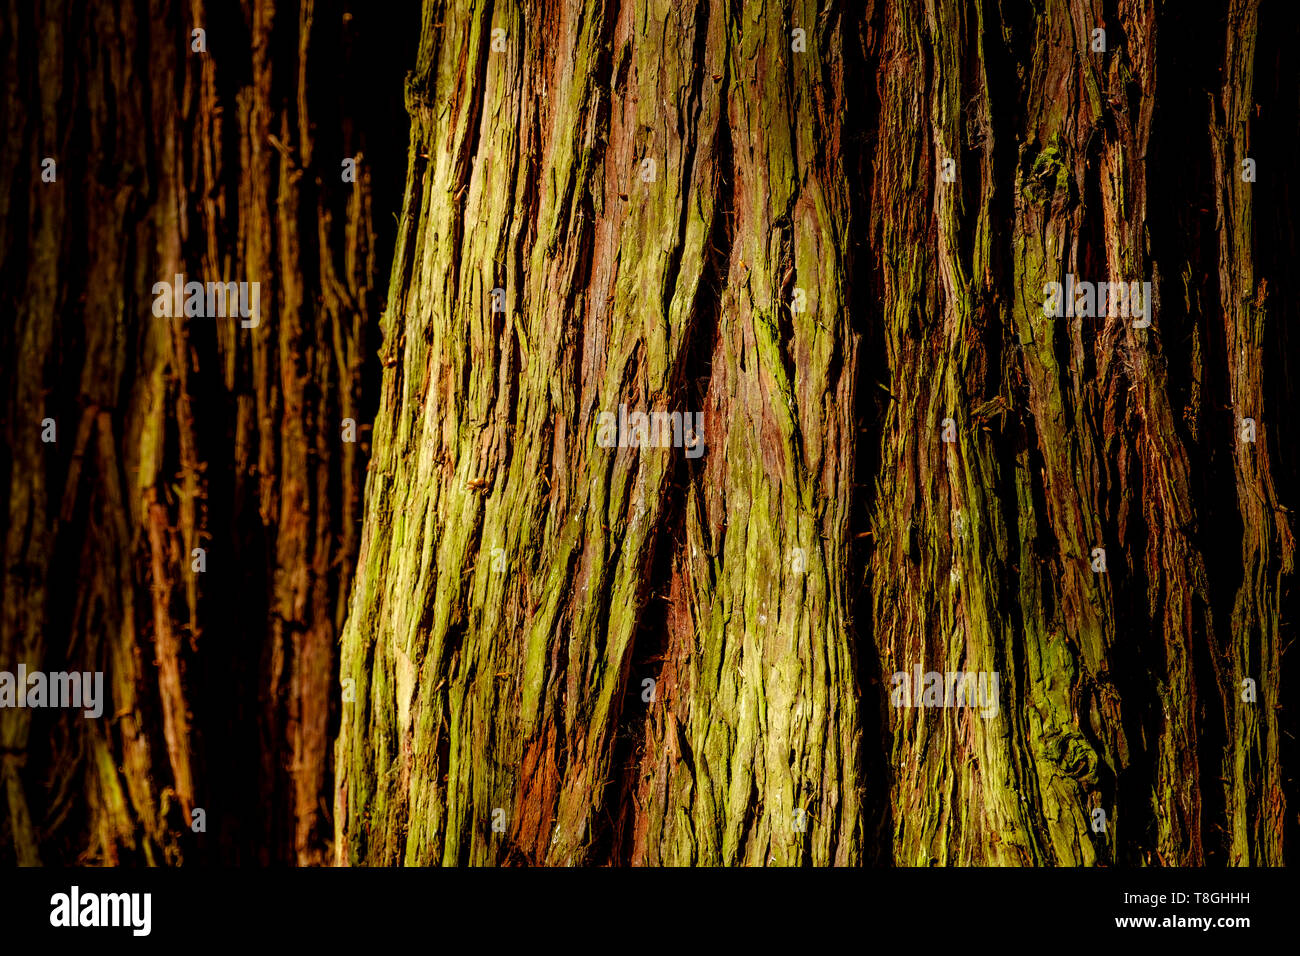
[334,0,863,867]
[334,0,1297,866]
[0,0,409,865]
[2,0,1295,869]
[865,0,1296,866]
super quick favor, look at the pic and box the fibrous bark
[335,0,1297,867]
[334,0,864,866]
[866,0,1297,866]
[3,0,1295,870]
[0,0,409,865]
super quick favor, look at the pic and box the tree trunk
[334,0,865,868]
[2,0,1294,870]
[0,0,410,865]
[335,0,1296,867]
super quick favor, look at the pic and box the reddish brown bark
[0,0,410,865]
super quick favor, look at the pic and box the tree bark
[0,0,409,865]
[2,0,1294,869]
[335,0,1297,867]
[864,0,1296,866]
[334,0,864,867]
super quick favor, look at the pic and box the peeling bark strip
[0,1,408,864]
[337,0,1296,867]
